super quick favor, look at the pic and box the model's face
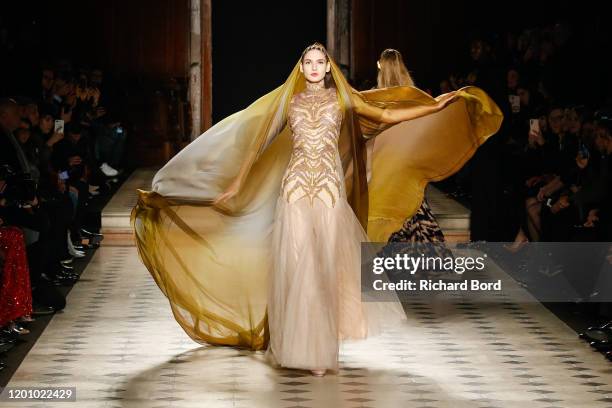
[300,49,329,83]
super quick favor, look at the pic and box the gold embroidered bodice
[281,81,343,208]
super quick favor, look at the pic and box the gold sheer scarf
[131,57,502,349]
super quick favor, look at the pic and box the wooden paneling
[350,0,467,90]
[201,0,212,132]
[36,0,189,81]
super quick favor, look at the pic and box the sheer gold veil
[131,52,502,349]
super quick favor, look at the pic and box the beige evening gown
[265,81,403,372]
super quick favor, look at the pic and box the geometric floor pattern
[4,246,612,408]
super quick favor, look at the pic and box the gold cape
[131,57,503,350]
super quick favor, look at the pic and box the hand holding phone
[528,118,543,146]
[54,119,65,134]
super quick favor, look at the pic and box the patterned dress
[389,198,447,243]
[265,80,404,371]
[387,197,453,262]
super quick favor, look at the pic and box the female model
[131,43,502,377]
[373,49,452,257]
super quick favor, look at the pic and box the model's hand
[213,179,241,205]
[435,91,458,110]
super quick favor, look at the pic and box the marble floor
[3,244,612,408]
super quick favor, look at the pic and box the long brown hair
[300,42,334,88]
[377,49,415,88]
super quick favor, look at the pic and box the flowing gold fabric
[131,57,502,350]
[359,86,503,240]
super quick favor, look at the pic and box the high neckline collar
[305,80,325,93]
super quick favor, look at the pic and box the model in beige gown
[266,80,377,374]
[130,43,503,378]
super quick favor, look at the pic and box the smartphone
[58,171,69,180]
[509,95,520,113]
[54,119,65,134]
[116,126,124,135]
[529,118,540,134]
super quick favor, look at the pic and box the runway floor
[4,170,612,408]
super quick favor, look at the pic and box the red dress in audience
[0,226,33,326]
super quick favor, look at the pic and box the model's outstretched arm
[352,90,458,125]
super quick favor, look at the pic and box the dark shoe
[0,342,14,354]
[580,325,612,343]
[32,305,56,316]
[7,322,30,336]
[60,258,74,266]
[43,272,77,286]
[77,242,100,250]
[54,276,78,286]
[0,334,16,346]
[58,271,79,280]
[590,340,612,352]
[80,228,103,239]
